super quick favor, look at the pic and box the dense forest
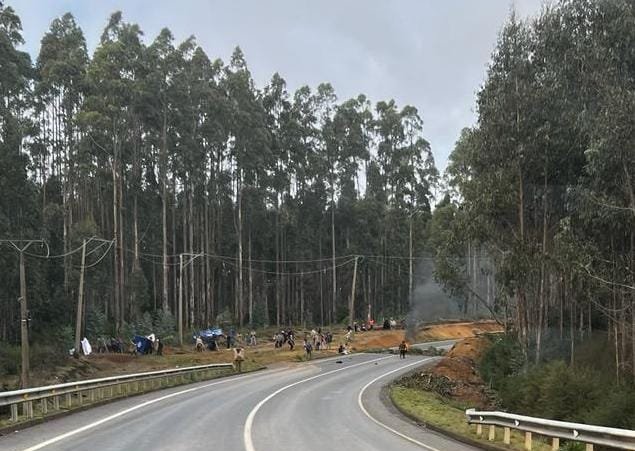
[1,0,635,394]
[429,0,635,385]
[0,1,439,351]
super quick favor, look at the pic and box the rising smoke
[405,259,461,341]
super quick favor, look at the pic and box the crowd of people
[85,317,409,367]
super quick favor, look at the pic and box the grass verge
[389,386,551,451]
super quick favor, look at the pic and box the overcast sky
[12,0,543,172]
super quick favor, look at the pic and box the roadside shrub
[153,309,176,343]
[250,301,268,328]
[479,334,525,389]
[134,311,154,335]
[496,360,623,425]
[0,343,20,376]
[582,386,635,429]
[86,308,110,339]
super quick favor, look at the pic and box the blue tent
[132,335,153,354]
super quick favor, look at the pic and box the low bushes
[480,334,635,429]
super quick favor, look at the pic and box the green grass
[390,386,552,451]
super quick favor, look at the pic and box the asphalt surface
[0,349,480,451]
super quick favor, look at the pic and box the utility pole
[179,253,184,346]
[0,239,47,389]
[177,252,202,346]
[349,256,359,326]
[74,239,87,357]
[19,251,29,387]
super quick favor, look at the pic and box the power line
[82,240,115,269]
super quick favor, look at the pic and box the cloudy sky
[12,0,542,172]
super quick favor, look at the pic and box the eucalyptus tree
[223,47,270,325]
[145,28,178,315]
[79,12,145,328]
[34,13,88,293]
[0,2,39,340]
[262,73,292,325]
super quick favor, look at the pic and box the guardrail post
[40,398,47,414]
[488,425,496,441]
[53,395,60,410]
[551,437,559,450]
[89,390,96,402]
[77,391,83,406]
[504,427,511,445]
[24,401,33,419]
[10,403,18,422]
[585,444,593,451]
[524,431,532,450]
[476,424,482,436]
[65,393,72,408]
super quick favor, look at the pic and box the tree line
[430,0,635,381]
[0,3,438,344]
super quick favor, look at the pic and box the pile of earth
[399,336,494,409]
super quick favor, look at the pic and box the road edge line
[19,366,294,451]
[357,358,443,451]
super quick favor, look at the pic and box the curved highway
[0,352,479,451]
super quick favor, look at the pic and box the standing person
[249,330,257,346]
[304,340,313,360]
[233,346,245,372]
[398,340,408,359]
[156,338,164,356]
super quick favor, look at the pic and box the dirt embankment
[406,335,494,408]
[2,321,502,389]
[351,320,501,350]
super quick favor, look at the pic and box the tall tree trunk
[111,135,121,331]
[536,171,548,363]
[237,172,244,326]
[331,198,337,323]
[188,185,195,329]
[275,199,281,327]
[249,231,253,325]
[161,110,169,312]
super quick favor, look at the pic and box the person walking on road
[398,340,408,359]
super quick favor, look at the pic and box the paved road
[0,352,479,451]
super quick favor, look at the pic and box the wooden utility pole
[19,251,29,387]
[1,239,47,389]
[74,239,87,357]
[179,253,184,346]
[349,256,359,326]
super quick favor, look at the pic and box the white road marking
[357,358,443,451]
[243,355,393,451]
[21,366,300,451]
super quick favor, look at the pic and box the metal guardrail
[0,363,233,424]
[466,408,635,450]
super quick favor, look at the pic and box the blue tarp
[132,335,152,354]
[197,328,223,341]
